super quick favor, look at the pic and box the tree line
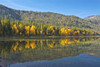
[0,17,99,36]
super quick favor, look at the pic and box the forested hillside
[85,15,100,30]
[85,15,100,24]
[0,4,100,32]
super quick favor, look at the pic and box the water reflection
[0,37,100,67]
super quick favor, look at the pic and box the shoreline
[0,36,99,41]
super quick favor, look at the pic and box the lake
[0,37,100,67]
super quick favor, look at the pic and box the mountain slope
[85,15,100,31]
[0,4,99,30]
[85,15,100,24]
[0,5,21,20]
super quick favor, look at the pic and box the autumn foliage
[0,17,99,36]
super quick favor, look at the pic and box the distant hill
[85,15,100,31]
[85,15,100,24]
[0,4,99,31]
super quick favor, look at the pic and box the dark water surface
[0,37,100,67]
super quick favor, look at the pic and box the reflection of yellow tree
[46,40,48,45]
[82,38,85,41]
[19,46,22,51]
[50,41,55,48]
[59,39,66,46]
[40,40,43,44]
[30,41,36,49]
[25,41,36,49]
[25,41,30,48]
[68,41,71,45]
[65,39,68,44]
[59,39,71,46]
[13,41,19,51]
[74,39,80,43]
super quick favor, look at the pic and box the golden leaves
[30,25,36,35]
[12,24,19,34]
[50,41,55,48]
[59,28,71,35]
[19,24,23,29]
[25,25,36,35]
[12,41,19,51]
[25,41,36,49]
[49,26,55,35]
[30,41,36,49]
[59,39,72,46]
[25,41,30,48]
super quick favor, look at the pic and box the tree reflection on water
[0,37,100,66]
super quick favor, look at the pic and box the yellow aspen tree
[19,24,23,30]
[59,27,66,35]
[30,25,36,35]
[20,32,22,35]
[49,26,55,35]
[74,31,77,35]
[52,30,55,35]
[37,30,39,35]
[40,24,43,35]
[25,26,30,35]
[67,29,71,35]
[65,29,68,35]
[12,24,19,34]
[82,32,85,35]
[50,26,53,30]
[40,30,43,35]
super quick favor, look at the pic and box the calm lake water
[0,37,100,67]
